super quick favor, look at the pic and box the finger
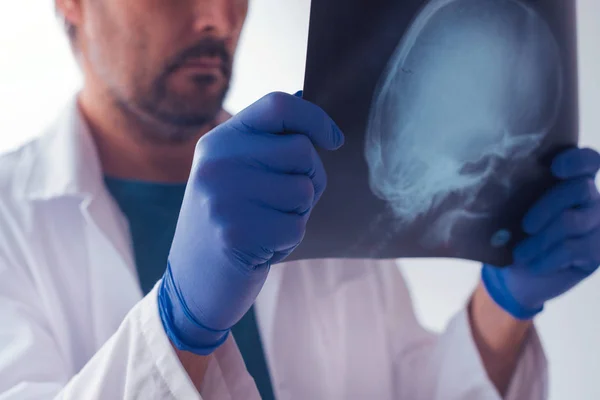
[216,205,308,268]
[234,91,345,150]
[552,147,600,179]
[255,174,315,215]
[265,213,307,254]
[528,227,600,274]
[246,133,328,204]
[514,201,600,263]
[522,178,600,234]
[236,208,307,255]
[196,132,327,207]
[221,166,316,215]
[270,245,300,265]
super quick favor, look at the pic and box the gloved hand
[157,91,344,355]
[482,147,600,320]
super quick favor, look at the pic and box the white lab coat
[0,97,548,400]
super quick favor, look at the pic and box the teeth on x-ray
[364,0,563,246]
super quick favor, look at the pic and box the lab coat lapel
[81,193,143,344]
[26,95,143,343]
[66,102,143,343]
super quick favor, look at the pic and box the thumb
[235,91,345,151]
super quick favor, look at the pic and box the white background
[0,1,598,399]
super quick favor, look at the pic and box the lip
[181,57,224,70]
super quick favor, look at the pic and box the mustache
[165,37,232,76]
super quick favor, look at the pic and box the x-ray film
[292,0,579,266]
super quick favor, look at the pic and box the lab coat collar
[23,94,141,297]
[24,93,104,201]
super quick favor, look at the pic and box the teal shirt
[105,177,276,400]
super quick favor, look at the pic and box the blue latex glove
[482,147,600,320]
[157,91,344,355]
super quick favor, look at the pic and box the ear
[55,0,83,27]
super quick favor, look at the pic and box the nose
[191,0,243,39]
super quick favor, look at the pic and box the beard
[135,74,230,130]
[113,37,233,143]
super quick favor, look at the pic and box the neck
[78,85,228,184]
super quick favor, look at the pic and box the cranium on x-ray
[364,0,563,247]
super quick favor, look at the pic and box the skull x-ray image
[365,0,563,248]
[291,0,579,266]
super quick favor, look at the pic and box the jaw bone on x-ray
[296,0,578,266]
[364,0,563,249]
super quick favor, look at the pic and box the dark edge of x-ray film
[292,0,578,267]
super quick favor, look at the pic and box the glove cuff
[158,262,230,356]
[481,266,544,320]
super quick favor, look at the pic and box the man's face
[74,0,248,133]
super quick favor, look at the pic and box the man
[0,0,597,399]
